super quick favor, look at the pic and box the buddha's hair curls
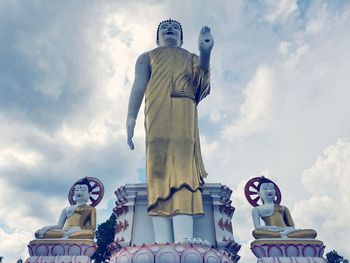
[257,176,276,191]
[156,19,183,45]
[75,177,92,192]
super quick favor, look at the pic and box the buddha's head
[257,177,276,204]
[156,19,183,47]
[74,177,92,204]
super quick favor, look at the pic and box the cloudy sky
[1,0,350,262]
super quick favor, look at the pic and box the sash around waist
[170,90,195,100]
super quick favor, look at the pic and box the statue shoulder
[280,205,291,213]
[63,205,77,218]
[191,51,199,58]
[277,204,287,210]
[252,206,260,215]
[85,205,96,212]
[190,52,199,64]
[136,52,150,65]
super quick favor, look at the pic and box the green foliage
[92,213,116,263]
[326,250,349,263]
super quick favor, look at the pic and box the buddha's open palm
[198,26,214,53]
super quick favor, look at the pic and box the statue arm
[82,207,96,230]
[37,209,67,237]
[192,54,210,103]
[48,209,67,230]
[283,206,295,227]
[57,208,68,228]
[198,26,214,71]
[194,26,214,103]
[252,207,262,229]
[91,207,96,230]
[126,52,151,150]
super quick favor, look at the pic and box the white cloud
[0,175,69,261]
[0,229,32,262]
[282,42,309,70]
[293,139,350,257]
[223,65,275,140]
[0,177,67,231]
[278,41,291,55]
[209,108,224,123]
[302,138,350,197]
[306,4,328,35]
[231,179,259,263]
[263,0,298,23]
[0,147,43,168]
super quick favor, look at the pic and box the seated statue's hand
[280,227,295,238]
[126,117,136,150]
[198,26,214,54]
[260,225,282,232]
[38,230,44,238]
[38,226,51,238]
[63,226,82,238]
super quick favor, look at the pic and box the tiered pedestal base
[25,256,92,263]
[256,257,326,263]
[251,239,326,263]
[25,239,97,263]
[111,184,240,262]
[109,243,239,263]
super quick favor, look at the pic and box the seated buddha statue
[252,177,317,239]
[35,178,96,239]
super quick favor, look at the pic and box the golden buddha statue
[252,177,317,239]
[126,19,214,244]
[35,178,96,239]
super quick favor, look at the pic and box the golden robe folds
[145,47,210,216]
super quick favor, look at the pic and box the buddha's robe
[35,205,96,239]
[253,205,317,239]
[145,47,210,216]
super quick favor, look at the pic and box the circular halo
[68,177,104,207]
[244,177,282,207]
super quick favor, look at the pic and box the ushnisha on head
[74,177,92,204]
[257,177,276,204]
[156,19,183,47]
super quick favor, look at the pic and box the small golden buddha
[35,178,96,239]
[252,177,317,239]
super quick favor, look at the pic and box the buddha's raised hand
[198,26,214,54]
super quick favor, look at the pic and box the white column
[152,216,173,243]
[172,214,193,243]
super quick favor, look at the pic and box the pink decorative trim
[219,185,233,205]
[256,257,327,263]
[51,244,65,256]
[114,186,128,207]
[224,219,233,233]
[25,255,92,263]
[113,205,129,217]
[28,242,97,257]
[111,183,240,259]
[251,242,325,258]
[109,243,240,263]
[116,219,130,234]
[219,205,235,217]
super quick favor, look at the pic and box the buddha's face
[74,184,90,204]
[259,182,275,204]
[157,21,182,47]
